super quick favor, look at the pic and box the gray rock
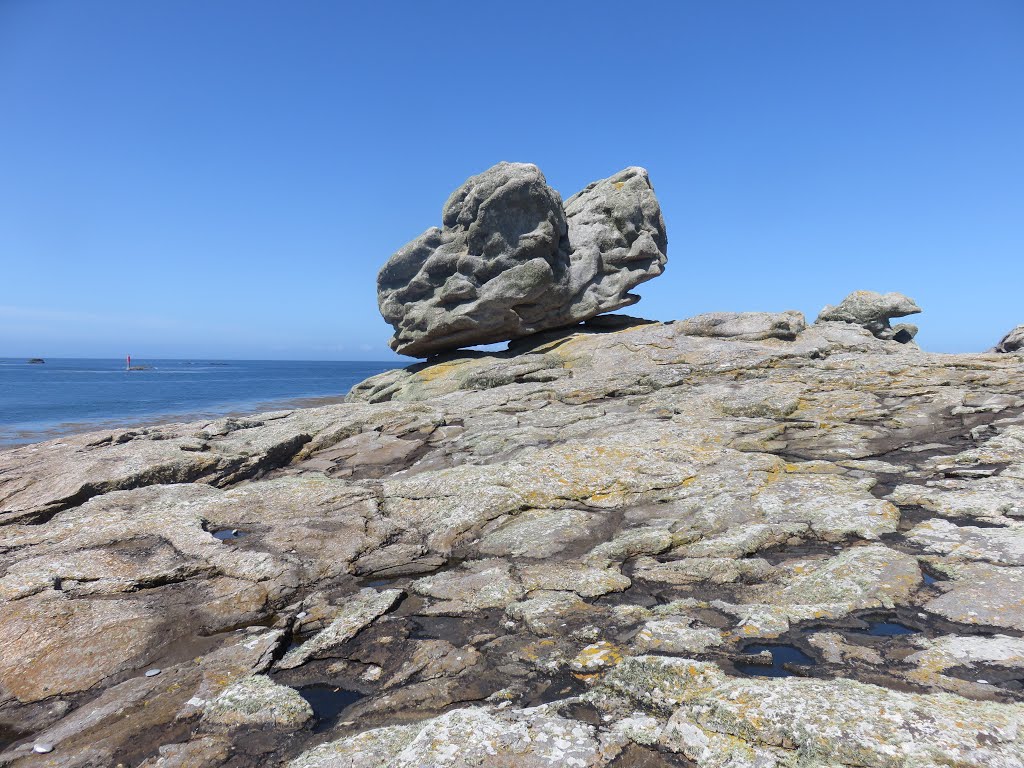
[377,162,666,356]
[278,588,403,669]
[202,675,312,731]
[815,290,921,341]
[560,166,668,321]
[675,310,806,341]
[4,299,1024,766]
[995,324,1024,353]
[287,706,603,768]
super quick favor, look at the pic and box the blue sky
[1,1,1021,360]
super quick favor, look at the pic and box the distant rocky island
[1,162,1023,767]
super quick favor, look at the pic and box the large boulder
[994,325,1024,353]
[815,290,921,342]
[377,162,667,357]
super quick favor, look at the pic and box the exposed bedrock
[377,162,667,357]
[816,289,922,342]
[3,315,1024,766]
[675,310,807,341]
[995,325,1024,354]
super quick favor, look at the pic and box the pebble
[296,611,308,619]
[33,743,54,754]
[144,668,162,677]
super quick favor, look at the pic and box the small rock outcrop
[377,162,667,357]
[995,325,1024,353]
[203,675,313,731]
[815,290,921,343]
[675,311,806,341]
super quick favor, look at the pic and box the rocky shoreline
[2,311,1024,766]
[0,394,358,453]
[3,162,1024,766]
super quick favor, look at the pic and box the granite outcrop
[2,303,1024,766]
[816,289,921,342]
[377,162,667,357]
[995,325,1024,354]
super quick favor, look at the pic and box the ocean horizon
[0,357,397,448]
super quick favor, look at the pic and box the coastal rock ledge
[2,307,1024,767]
[377,162,668,357]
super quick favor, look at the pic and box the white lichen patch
[203,675,312,730]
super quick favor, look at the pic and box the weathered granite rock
[202,675,312,731]
[600,656,1024,766]
[906,634,1024,697]
[907,518,1024,566]
[995,324,1024,353]
[675,310,806,341]
[890,477,1024,523]
[411,560,524,615]
[287,706,604,768]
[2,307,1024,766]
[0,628,282,767]
[278,588,403,669]
[816,289,922,341]
[631,617,723,654]
[377,162,666,356]
[924,562,1024,631]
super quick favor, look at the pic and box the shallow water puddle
[298,685,365,732]
[735,643,815,677]
[864,619,919,637]
[212,528,245,541]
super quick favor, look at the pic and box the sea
[0,358,398,448]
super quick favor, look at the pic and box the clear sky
[1,1,1021,360]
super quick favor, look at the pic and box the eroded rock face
[995,325,1024,353]
[675,310,806,341]
[377,163,667,356]
[2,313,1024,766]
[816,289,921,342]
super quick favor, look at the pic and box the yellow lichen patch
[613,181,625,189]
[570,640,623,672]
[414,360,470,383]
[518,638,561,667]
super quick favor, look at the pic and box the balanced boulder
[377,162,667,357]
[994,325,1024,353]
[815,290,921,343]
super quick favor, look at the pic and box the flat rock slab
[278,588,403,669]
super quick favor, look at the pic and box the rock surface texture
[995,324,1024,353]
[816,289,922,342]
[377,162,667,356]
[3,309,1024,766]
